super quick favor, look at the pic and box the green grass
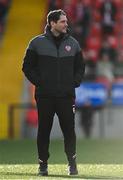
[0,139,123,179]
[1,164,123,179]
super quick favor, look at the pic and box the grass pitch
[0,139,123,179]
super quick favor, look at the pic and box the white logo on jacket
[65,45,71,52]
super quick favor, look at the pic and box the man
[22,9,85,176]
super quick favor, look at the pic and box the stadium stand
[25,0,123,138]
[0,0,47,138]
[1,0,123,138]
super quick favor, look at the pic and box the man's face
[51,15,68,34]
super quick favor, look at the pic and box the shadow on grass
[0,172,37,177]
[0,172,123,179]
[49,174,123,179]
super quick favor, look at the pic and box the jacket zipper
[57,47,60,91]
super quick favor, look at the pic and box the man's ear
[50,21,56,27]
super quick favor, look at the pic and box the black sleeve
[22,47,40,86]
[74,50,85,88]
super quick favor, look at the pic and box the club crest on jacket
[65,45,71,52]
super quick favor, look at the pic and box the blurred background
[0,0,123,140]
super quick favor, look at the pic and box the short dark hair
[47,9,66,26]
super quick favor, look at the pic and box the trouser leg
[35,97,55,162]
[56,98,76,161]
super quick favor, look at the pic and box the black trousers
[35,97,76,162]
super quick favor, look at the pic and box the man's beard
[56,28,66,34]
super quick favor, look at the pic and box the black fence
[8,103,113,139]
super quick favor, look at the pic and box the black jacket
[22,26,85,98]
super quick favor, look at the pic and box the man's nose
[65,22,68,27]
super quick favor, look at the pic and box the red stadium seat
[82,0,92,6]
[120,37,123,47]
[113,0,123,8]
[92,0,104,8]
[92,10,102,22]
[114,23,121,34]
[86,36,101,50]
[115,12,122,22]
[86,49,99,62]
[90,23,101,37]
[107,36,118,48]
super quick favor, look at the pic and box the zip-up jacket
[22,26,85,97]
